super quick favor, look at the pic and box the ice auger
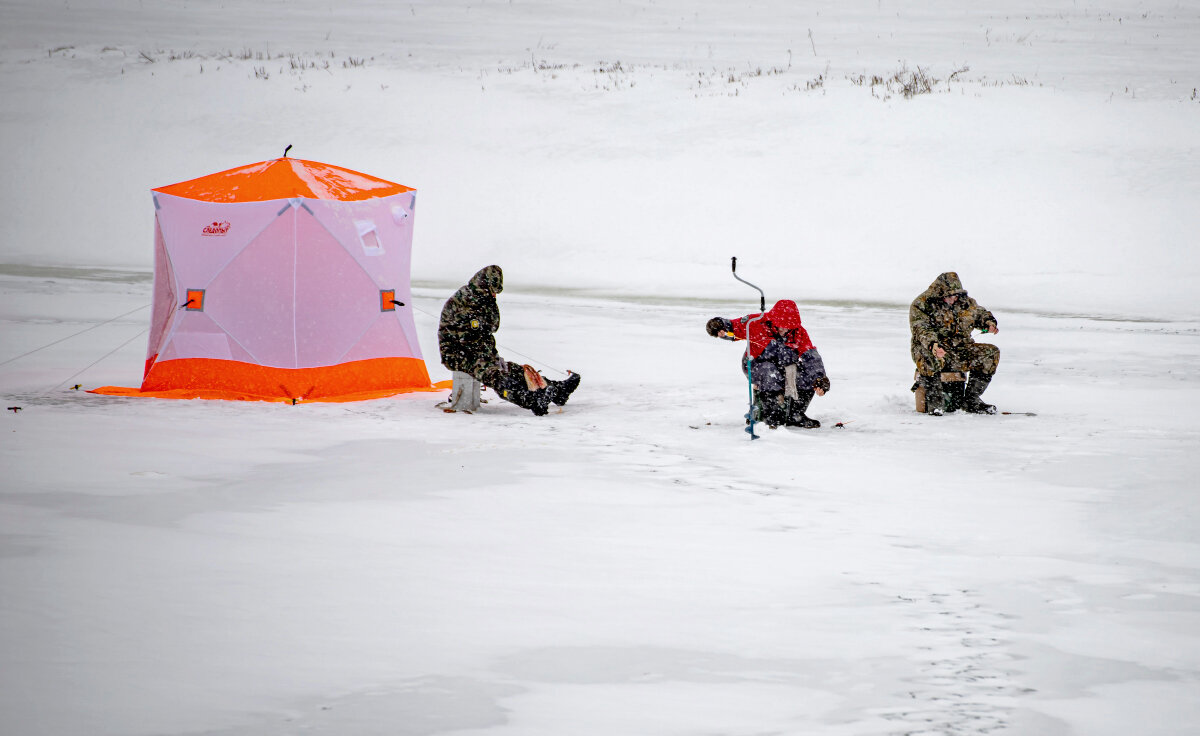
[731,257,766,440]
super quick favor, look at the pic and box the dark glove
[706,317,733,338]
[814,375,831,394]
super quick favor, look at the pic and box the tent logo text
[201,221,231,237]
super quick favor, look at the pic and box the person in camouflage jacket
[909,271,999,415]
[438,265,580,415]
[439,265,504,382]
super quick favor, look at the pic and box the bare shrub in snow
[893,65,937,99]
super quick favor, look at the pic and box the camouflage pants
[912,341,999,377]
[478,360,521,389]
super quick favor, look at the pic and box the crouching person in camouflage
[437,265,580,416]
[909,272,999,415]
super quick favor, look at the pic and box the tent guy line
[0,302,150,369]
[48,327,150,394]
[0,295,567,394]
[406,299,567,377]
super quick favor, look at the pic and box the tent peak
[153,157,414,203]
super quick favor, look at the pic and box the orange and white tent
[94,156,437,402]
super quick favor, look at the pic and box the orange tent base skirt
[91,357,451,403]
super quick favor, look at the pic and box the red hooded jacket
[730,300,815,359]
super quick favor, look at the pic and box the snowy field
[2,1,1200,735]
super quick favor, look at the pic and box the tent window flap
[357,220,384,256]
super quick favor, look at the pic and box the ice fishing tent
[94,156,433,402]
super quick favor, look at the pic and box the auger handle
[731,257,765,312]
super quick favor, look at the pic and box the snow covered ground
[2,1,1199,734]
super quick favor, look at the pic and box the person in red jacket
[707,300,830,428]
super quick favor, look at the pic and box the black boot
[546,371,581,406]
[963,372,997,414]
[498,384,550,415]
[941,375,967,413]
[785,389,820,428]
[758,392,788,428]
[920,374,945,416]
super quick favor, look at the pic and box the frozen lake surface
[2,268,1199,735]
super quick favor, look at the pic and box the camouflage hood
[924,272,965,299]
[469,265,504,296]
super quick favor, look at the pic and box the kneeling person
[909,272,999,415]
[707,299,830,428]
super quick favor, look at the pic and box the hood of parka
[469,265,504,296]
[926,272,965,299]
[765,300,803,331]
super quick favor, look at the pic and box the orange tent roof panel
[153,157,414,203]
